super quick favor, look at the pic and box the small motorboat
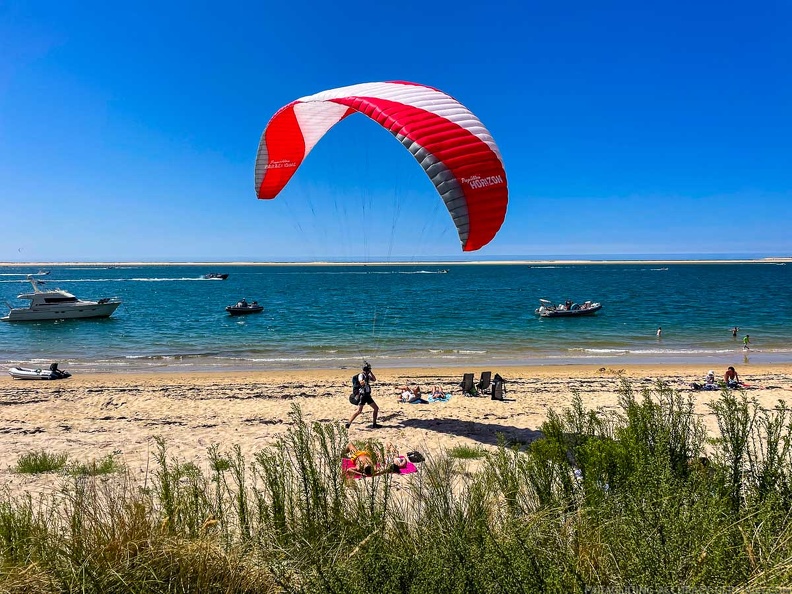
[203,273,229,280]
[8,363,71,380]
[226,299,263,315]
[535,299,602,317]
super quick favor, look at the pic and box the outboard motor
[48,362,70,379]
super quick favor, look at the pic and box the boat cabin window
[43,296,78,303]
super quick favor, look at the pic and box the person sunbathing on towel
[396,385,425,403]
[346,442,407,477]
[346,442,376,477]
[385,443,408,473]
[431,385,446,399]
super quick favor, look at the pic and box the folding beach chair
[460,373,478,396]
[491,379,505,401]
[476,371,492,395]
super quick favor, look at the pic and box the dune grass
[14,450,68,474]
[448,443,485,459]
[67,453,124,476]
[2,382,792,592]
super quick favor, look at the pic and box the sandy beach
[2,363,792,495]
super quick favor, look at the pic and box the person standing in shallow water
[732,326,739,338]
[656,327,662,338]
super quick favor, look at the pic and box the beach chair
[491,379,505,401]
[460,373,478,396]
[476,371,492,394]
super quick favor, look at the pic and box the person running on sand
[743,335,751,351]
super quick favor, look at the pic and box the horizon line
[1,257,791,267]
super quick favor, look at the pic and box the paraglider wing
[254,81,508,251]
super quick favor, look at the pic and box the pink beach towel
[342,458,417,478]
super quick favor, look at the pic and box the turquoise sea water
[0,263,790,373]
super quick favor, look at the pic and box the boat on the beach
[8,363,71,380]
[535,299,602,317]
[1,276,122,322]
[203,273,229,280]
[226,299,263,315]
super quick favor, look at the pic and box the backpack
[349,373,363,405]
[352,373,362,396]
[407,450,425,463]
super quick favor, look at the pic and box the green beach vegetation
[448,443,486,459]
[3,383,792,592]
[14,451,123,477]
[14,450,68,474]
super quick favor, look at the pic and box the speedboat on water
[203,273,229,280]
[8,363,71,380]
[1,276,121,322]
[226,299,263,315]
[535,299,602,317]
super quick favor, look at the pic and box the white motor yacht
[1,276,121,322]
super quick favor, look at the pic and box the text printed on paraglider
[461,175,505,190]
[267,159,297,169]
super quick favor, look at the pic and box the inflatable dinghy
[226,301,264,315]
[8,363,71,380]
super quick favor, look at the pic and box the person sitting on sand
[724,366,741,388]
[431,385,446,399]
[704,370,718,390]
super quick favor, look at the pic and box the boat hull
[226,305,264,316]
[8,367,71,380]
[536,303,602,317]
[2,301,121,322]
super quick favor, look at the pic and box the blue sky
[1,0,790,262]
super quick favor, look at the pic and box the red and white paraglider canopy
[255,81,508,252]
